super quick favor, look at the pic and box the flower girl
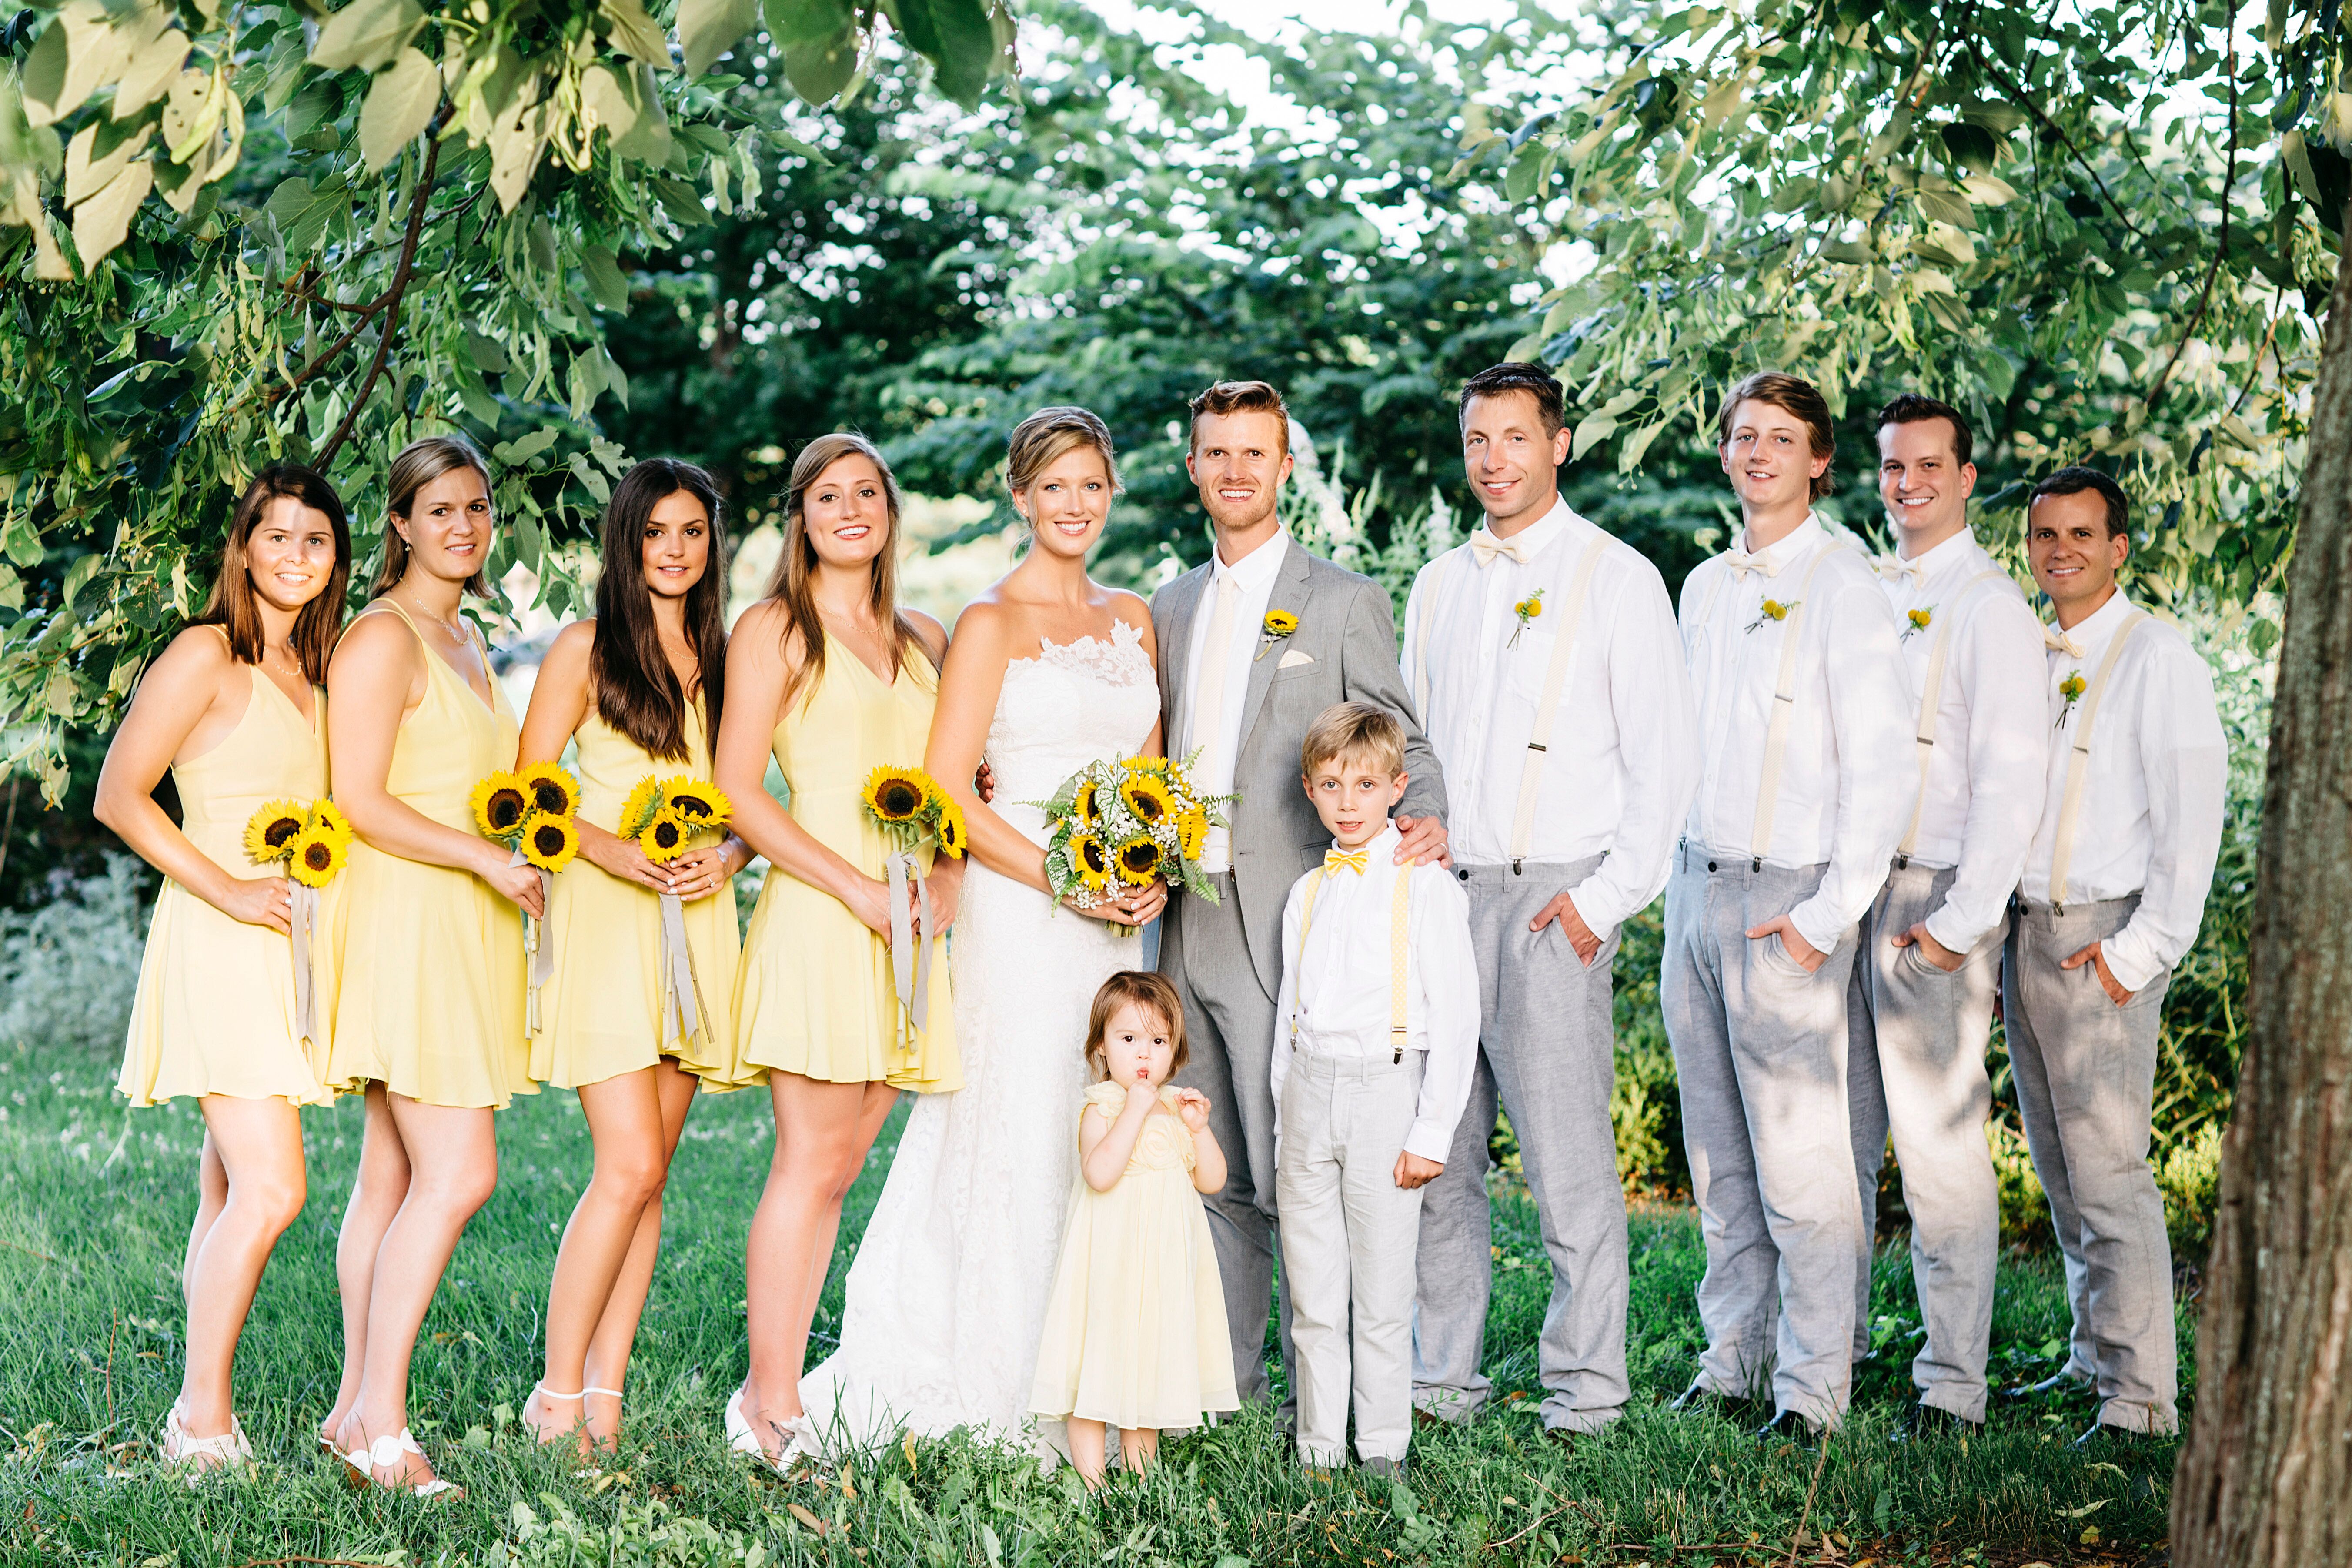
[1028,972,1238,1484]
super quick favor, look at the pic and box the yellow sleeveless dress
[733,632,958,1090]
[533,696,754,1090]
[117,649,338,1107]
[325,601,533,1108]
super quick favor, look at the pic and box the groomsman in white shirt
[1664,371,1912,1440]
[2008,466,2223,1443]
[1402,364,1700,1443]
[1844,395,2048,1439]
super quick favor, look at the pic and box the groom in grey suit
[1152,379,1450,1404]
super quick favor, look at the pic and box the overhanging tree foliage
[0,0,1010,801]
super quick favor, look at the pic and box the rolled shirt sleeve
[1404,869,1482,1165]
[2099,645,2226,993]
[1921,592,2051,956]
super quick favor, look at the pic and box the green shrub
[0,855,152,1057]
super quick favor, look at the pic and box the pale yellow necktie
[1467,529,1531,567]
[1189,571,1243,771]
[2044,623,2084,658]
[1323,846,1370,875]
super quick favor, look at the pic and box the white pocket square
[1277,649,1315,669]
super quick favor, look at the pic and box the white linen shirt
[1270,824,1480,1165]
[2019,592,2225,993]
[1183,530,1293,872]
[1400,498,1699,933]
[1874,527,2049,954]
[1679,514,1914,955]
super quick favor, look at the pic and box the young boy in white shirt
[1272,702,1479,1479]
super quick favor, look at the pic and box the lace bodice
[987,620,1162,829]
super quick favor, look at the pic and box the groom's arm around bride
[1149,378,1447,1408]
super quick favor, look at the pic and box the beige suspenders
[2045,610,2150,914]
[1292,866,1413,1063]
[1747,539,1855,869]
[1409,549,1459,725]
[1895,568,2015,863]
[1507,535,1610,871]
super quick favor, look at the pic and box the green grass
[0,1035,2188,1567]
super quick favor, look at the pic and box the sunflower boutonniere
[1744,598,1799,635]
[1256,608,1300,662]
[1902,606,1934,642]
[1509,589,1544,649]
[2057,669,2086,727]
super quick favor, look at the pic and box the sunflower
[936,802,967,858]
[1262,609,1299,638]
[639,809,689,863]
[619,777,663,839]
[863,766,929,823]
[1119,773,1175,827]
[471,772,530,838]
[1115,834,1163,886]
[244,799,310,864]
[309,799,354,845]
[663,776,730,825]
[1069,832,1113,891]
[519,811,580,872]
[285,825,347,888]
[1177,808,1208,861]
[518,762,581,820]
[1073,778,1102,825]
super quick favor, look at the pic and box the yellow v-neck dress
[117,644,338,1107]
[532,695,754,1090]
[325,601,534,1108]
[732,633,959,1090]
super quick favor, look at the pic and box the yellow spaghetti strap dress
[117,649,338,1107]
[733,632,958,1091]
[324,601,533,1108]
[532,696,754,1090]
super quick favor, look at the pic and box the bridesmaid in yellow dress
[321,435,541,1495]
[717,432,961,1467]
[93,465,351,1476]
[514,458,755,1455]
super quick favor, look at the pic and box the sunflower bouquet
[1032,750,1231,932]
[616,776,735,1051]
[243,798,352,1049]
[859,766,966,1054]
[470,762,582,1032]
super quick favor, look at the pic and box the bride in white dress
[799,408,1167,1453]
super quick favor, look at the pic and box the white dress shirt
[1400,498,1699,933]
[1874,527,2049,954]
[1680,513,1914,955]
[1271,824,1480,1164]
[1183,531,1293,872]
[2019,592,2225,993]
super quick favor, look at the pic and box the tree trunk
[2170,225,2352,1564]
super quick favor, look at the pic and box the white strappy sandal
[159,1400,254,1484]
[523,1384,586,1444]
[338,1426,462,1498]
[724,1385,817,1473]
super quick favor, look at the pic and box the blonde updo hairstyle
[1005,406,1122,519]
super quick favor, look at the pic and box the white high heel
[725,1385,816,1472]
[338,1426,462,1498]
[159,1399,253,1483]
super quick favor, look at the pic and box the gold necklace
[401,590,468,643]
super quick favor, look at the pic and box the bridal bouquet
[860,766,966,1053]
[244,798,352,1049]
[471,762,582,1032]
[618,775,734,1051]
[1033,751,1231,931]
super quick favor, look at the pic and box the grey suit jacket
[1152,538,1447,999]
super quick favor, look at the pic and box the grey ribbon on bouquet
[512,848,555,1034]
[655,889,712,1053]
[882,845,936,1056]
[289,883,321,1051]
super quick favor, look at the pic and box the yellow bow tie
[1722,548,1782,580]
[1324,847,1370,875]
[1467,529,1532,567]
[2044,624,2084,658]
[1874,554,1926,586]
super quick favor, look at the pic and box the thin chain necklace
[262,643,305,681]
[399,588,468,643]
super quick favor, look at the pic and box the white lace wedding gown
[800,619,1163,1452]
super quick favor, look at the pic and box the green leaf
[498,428,559,466]
[581,244,630,311]
[70,159,152,268]
[20,1,134,128]
[357,47,439,171]
[893,0,996,109]
[1939,121,2000,175]
[782,23,859,105]
[113,25,192,120]
[763,0,852,47]
[599,0,673,68]
[308,0,426,74]
[1767,175,1817,214]
[677,0,758,78]
[64,120,156,205]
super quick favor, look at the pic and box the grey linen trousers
[1411,855,1629,1434]
[2003,893,2178,1435]
[1661,845,1865,1426]
[1162,870,1295,1405]
[1845,859,2003,1423]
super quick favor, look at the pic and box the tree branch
[1963,28,2148,244]
[2147,38,2238,415]
[316,131,445,471]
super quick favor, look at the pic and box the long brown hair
[591,459,728,761]
[372,435,494,596]
[193,464,352,684]
[766,432,930,709]
[1082,971,1190,1079]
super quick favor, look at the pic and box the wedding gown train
[799,618,1162,1452]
